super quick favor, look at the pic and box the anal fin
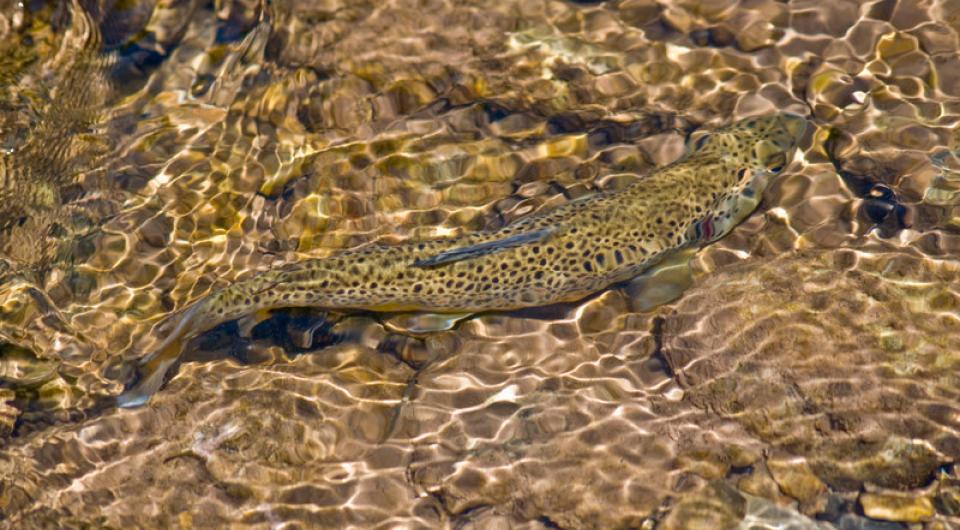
[384,312,473,334]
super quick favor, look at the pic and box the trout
[118,112,807,407]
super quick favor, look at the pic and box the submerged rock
[738,493,834,530]
[657,481,746,530]
[663,242,960,491]
[858,492,934,523]
[766,457,827,504]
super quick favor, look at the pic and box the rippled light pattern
[1,0,959,528]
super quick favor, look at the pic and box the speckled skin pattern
[193,113,806,328]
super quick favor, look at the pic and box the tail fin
[116,298,206,408]
[116,336,186,408]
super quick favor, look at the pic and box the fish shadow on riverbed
[179,309,353,365]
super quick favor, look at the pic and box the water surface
[0,0,959,528]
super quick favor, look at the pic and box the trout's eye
[695,134,710,150]
[688,131,712,151]
[767,153,786,172]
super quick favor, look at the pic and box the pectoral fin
[412,227,554,268]
[624,248,696,312]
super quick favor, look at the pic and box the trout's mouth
[753,113,807,172]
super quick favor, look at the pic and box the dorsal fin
[412,227,555,268]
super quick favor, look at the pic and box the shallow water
[0,0,959,528]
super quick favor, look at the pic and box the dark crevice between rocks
[814,494,910,530]
[823,129,911,237]
[649,315,674,380]
[536,514,567,529]
[107,1,205,91]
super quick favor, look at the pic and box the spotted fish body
[119,113,806,406]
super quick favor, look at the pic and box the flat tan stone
[767,458,826,503]
[736,462,793,507]
[859,492,934,522]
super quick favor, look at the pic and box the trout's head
[687,112,807,176]
[680,113,807,244]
